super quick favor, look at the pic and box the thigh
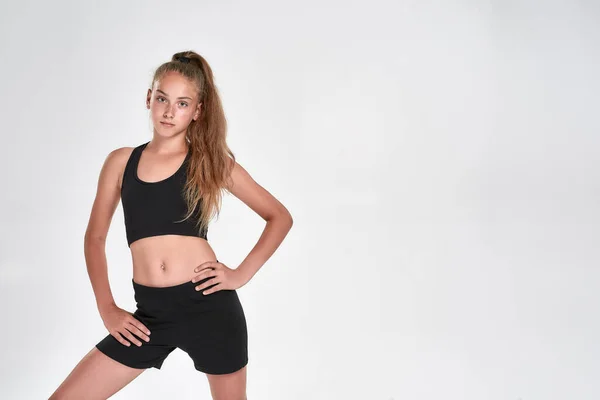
[206,364,247,400]
[49,346,146,400]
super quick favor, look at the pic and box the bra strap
[123,142,148,187]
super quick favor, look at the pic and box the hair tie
[175,56,191,64]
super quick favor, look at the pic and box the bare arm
[83,147,131,315]
[227,161,293,284]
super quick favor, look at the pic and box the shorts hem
[95,344,163,370]
[194,357,249,375]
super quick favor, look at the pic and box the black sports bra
[121,141,207,247]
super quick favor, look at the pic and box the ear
[146,89,152,109]
[193,102,202,121]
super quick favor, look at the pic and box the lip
[160,122,175,126]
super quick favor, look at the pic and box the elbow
[84,231,108,247]
[282,211,293,229]
[267,210,293,228]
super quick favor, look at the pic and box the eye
[179,102,188,107]
[157,96,166,102]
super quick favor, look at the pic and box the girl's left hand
[191,261,247,295]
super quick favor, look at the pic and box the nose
[163,104,175,119]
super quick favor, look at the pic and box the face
[146,71,202,136]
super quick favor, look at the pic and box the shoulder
[104,146,136,168]
[226,158,247,187]
[100,146,137,187]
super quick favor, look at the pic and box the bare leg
[206,365,247,400]
[49,347,146,400]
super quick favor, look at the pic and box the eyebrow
[156,89,193,100]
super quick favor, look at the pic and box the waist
[131,235,217,287]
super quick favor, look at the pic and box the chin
[156,127,186,137]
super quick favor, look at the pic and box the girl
[50,51,293,400]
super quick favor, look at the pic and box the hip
[131,277,244,324]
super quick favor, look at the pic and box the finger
[127,322,150,342]
[203,283,223,295]
[128,317,151,337]
[194,261,220,273]
[191,269,218,283]
[112,331,131,347]
[193,261,214,273]
[121,328,143,347]
[123,330,143,347]
[195,277,220,292]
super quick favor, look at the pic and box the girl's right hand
[100,304,151,347]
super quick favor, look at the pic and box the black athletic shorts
[95,275,248,374]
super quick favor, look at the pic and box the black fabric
[121,141,207,247]
[95,277,248,374]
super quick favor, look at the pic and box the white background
[1,0,599,399]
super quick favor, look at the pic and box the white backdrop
[1,0,598,399]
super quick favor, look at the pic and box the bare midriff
[129,235,217,287]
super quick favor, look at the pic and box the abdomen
[130,235,217,287]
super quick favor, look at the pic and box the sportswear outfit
[95,141,248,374]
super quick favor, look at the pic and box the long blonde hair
[151,50,235,235]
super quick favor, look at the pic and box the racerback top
[121,141,207,247]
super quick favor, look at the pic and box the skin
[49,71,294,400]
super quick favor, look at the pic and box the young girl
[50,51,293,400]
